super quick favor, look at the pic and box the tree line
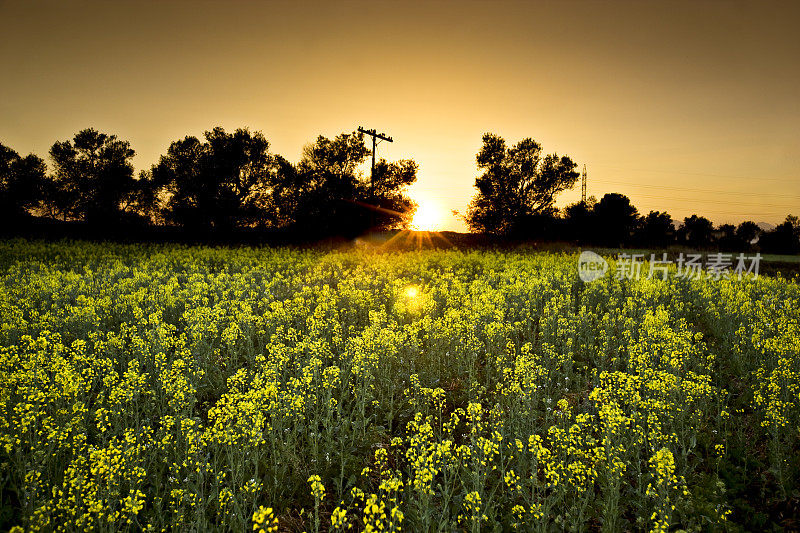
[0,127,418,237]
[2,128,798,253]
[463,133,800,254]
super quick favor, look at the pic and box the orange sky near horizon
[1,0,798,232]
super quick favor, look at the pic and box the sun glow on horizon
[410,197,443,231]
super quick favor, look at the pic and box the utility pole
[357,126,393,201]
[581,164,587,203]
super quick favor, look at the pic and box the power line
[576,187,797,208]
[628,206,788,217]
[668,211,788,218]
[592,164,799,184]
[615,192,797,209]
[594,180,800,200]
[558,198,789,217]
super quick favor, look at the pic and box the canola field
[0,240,798,532]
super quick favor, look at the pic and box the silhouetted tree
[124,170,161,224]
[292,131,417,235]
[562,197,596,242]
[45,128,147,225]
[787,214,800,234]
[715,223,738,251]
[292,131,369,234]
[152,127,279,232]
[679,215,714,248]
[514,207,562,240]
[759,215,800,254]
[371,158,418,229]
[262,155,305,228]
[0,143,47,222]
[636,210,674,248]
[465,133,579,235]
[592,193,639,247]
[736,221,761,247]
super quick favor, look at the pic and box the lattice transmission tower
[581,164,587,203]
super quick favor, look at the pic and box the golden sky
[1,0,798,231]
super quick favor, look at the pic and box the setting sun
[411,198,443,231]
